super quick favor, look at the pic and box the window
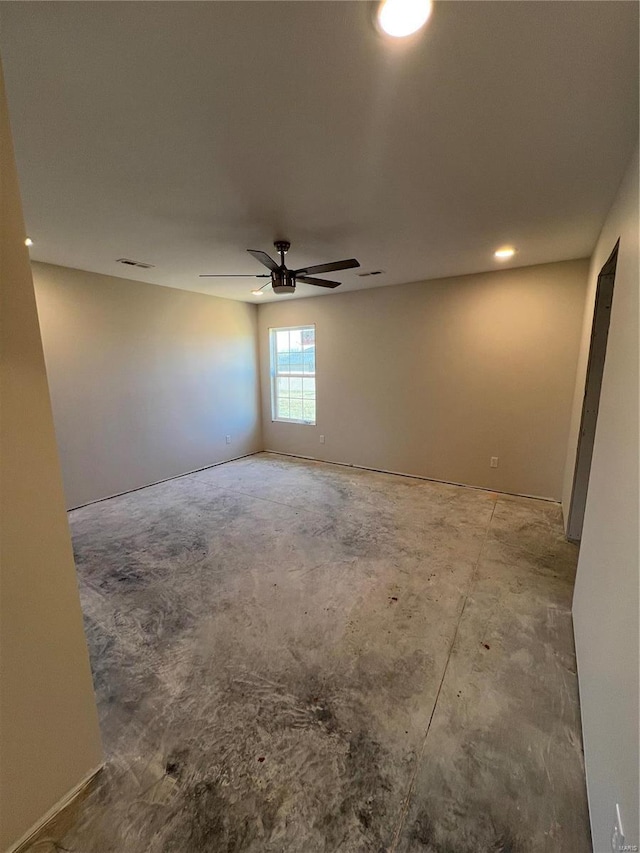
[270,325,316,424]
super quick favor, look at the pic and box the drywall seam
[254,310,266,452]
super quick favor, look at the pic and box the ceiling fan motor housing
[272,269,296,294]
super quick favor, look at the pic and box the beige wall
[33,263,262,508]
[0,63,102,852]
[569,147,639,850]
[258,260,588,500]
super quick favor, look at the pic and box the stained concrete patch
[27,454,590,852]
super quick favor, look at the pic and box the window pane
[277,377,290,396]
[277,399,290,420]
[289,398,304,421]
[289,329,302,351]
[289,350,304,373]
[302,327,315,374]
[304,346,315,374]
[289,377,303,396]
[277,350,290,373]
[303,400,316,422]
[276,330,289,354]
[302,377,316,399]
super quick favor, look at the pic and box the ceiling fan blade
[294,258,359,276]
[296,275,341,289]
[247,249,280,272]
[199,273,270,278]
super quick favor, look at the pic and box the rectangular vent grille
[357,270,385,277]
[116,258,155,269]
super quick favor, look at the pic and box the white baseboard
[263,449,560,504]
[68,450,262,510]
[5,763,104,853]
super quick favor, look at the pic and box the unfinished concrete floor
[31,453,591,852]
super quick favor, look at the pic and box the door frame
[566,240,619,542]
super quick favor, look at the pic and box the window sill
[272,418,316,426]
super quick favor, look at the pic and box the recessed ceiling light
[494,246,516,261]
[378,0,433,38]
[251,289,264,296]
[24,237,33,247]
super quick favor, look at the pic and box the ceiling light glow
[378,0,433,38]
[24,237,33,247]
[251,289,264,296]
[494,246,516,260]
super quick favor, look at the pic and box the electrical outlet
[319,435,325,444]
[490,457,499,468]
[225,435,231,445]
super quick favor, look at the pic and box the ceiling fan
[200,241,360,294]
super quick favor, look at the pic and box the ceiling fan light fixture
[494,246,517,261]
[377,0,433,38]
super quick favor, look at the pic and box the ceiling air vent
[116,258,155,269]
[357,270,385,277]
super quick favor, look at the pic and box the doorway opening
[567,240,619,542]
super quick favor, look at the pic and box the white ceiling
[1,1,638,303]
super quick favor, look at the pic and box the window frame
[269,324,317,426]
